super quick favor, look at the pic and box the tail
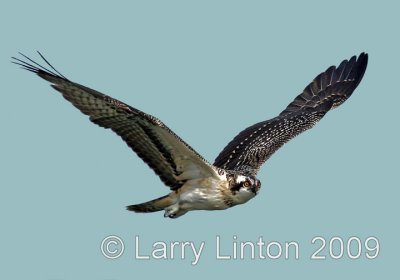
[126,195,175,213]
[279,52,368,116]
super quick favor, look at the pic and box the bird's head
[229,174,261,198]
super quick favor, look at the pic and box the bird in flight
[12,52,368,218]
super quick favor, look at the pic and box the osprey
[13,52,368,218]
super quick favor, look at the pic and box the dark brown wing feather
[13,53,219,190]
[214,53,368,176]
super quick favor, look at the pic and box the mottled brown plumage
[214,53,368,176]
[12,52,368,218]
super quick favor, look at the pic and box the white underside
[164,176,256,218]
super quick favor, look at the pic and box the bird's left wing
[13,53,219,190]
[214,53,368,176]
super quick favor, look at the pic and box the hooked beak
[251,180,261,195]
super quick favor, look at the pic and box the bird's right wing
[214,53,368,176]
[13,53,220,190]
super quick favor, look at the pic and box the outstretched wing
[214,53,368,176]
[13,52,220,190]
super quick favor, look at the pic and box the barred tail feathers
[126,194,175,213]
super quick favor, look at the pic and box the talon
[163,212,169,218]
[164,207,178,218]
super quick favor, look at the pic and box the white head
[228,174,262,204]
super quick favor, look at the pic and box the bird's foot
[164,206,179,218]
[163,205,188,219]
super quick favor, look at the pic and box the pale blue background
[1,0,398,279]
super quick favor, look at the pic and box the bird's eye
[243,181,251,187]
